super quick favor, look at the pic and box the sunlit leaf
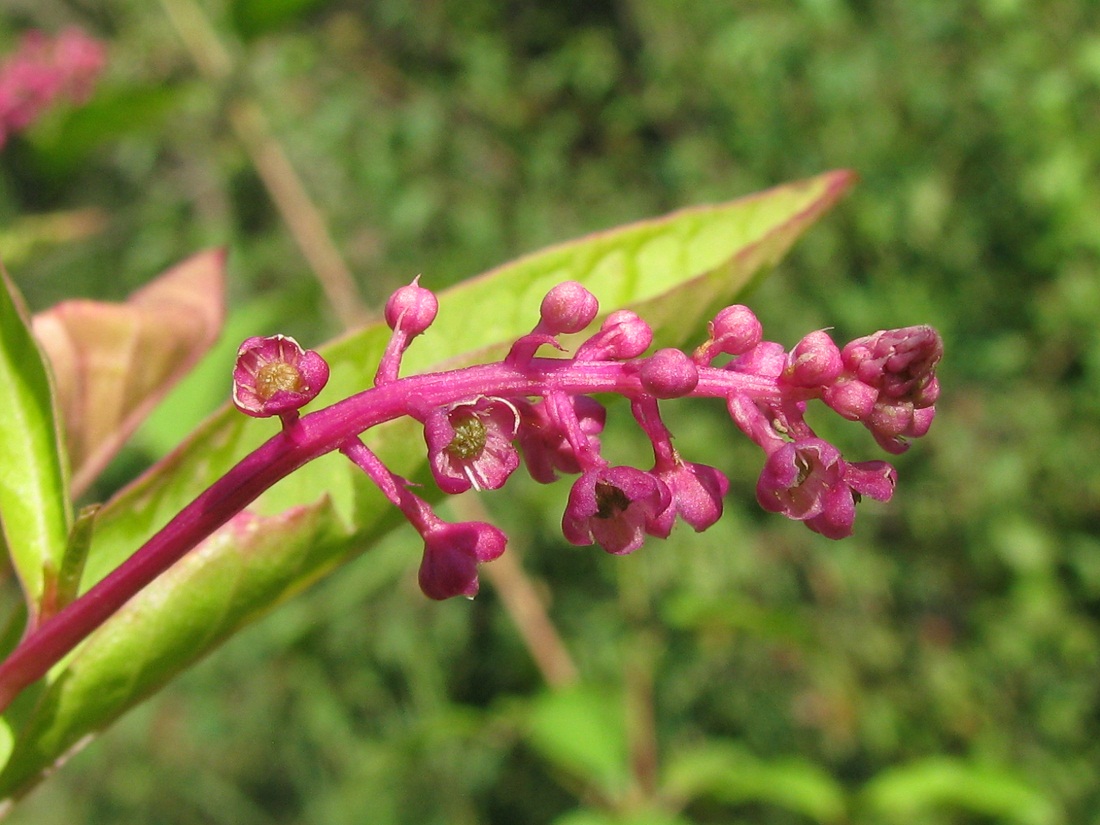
[0,266,71,623]
[662,739,846,823]
[859,757,1061,825]
[0,171,854,800]
[552,809,693,825]
[0,501,345,797]
[525,685,629,803]
[32,249,226,496]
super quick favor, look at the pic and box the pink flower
[232,335,330,418]
[562,466,670,555]
[0,28,106,149]
[516,395,606,483]
[418,519,507,600]
[424,397,520,493]
[756,438,845,521]
[648,458,729,537]
[757,440,897,538]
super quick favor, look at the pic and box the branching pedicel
[0,278,941,712]
[239,279,942,600]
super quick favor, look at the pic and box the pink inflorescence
[234,280,942,600]
[0,28,106,150]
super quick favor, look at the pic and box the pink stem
[0,358,779,712]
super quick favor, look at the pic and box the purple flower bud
[574,310,653,361]
[908,406,936,438]
[842,325,943,407]
[648,459,729,537]
[517,396,606,483]
[822,376,878,420]
[232,335,330,418]
[639,348,699,398]
[424,397,520,494]
[562,466,670,555]
[384,277,438,337]
[709,305,762,356]
[539,281,599,334]
[783,330,843,388]
[418,519,507,600]
[728,341,787,379]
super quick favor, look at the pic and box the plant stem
[0,358,779,712]
[158,0,368,328]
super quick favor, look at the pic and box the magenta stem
[0,358,780,712]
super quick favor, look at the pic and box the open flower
[649,458,730,538]
[418,518,507,600]
[804,459,896,538]
[757,439,898,538]
[424,396,520,493]
[232,335,330,418]
[562,466,670,555]
[756,438,845,521]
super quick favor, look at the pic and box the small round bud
[822,376,878,420]
[639,348,699,398]
[540,281,599,334]
[709,305,762,356]
[783,330,843,388]
[384,277,438,336]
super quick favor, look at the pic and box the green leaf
[0,172,854,800]
[0,501,346,798]
[525,685,630,802]
[662,740,846,823]
[230,0,331,38]
[552,809,693,825]
[0,266,72,624]
[859,757,1061,825]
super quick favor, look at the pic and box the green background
[2,0,1098,822]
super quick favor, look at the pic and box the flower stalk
[0,279,941,713]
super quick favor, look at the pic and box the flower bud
[539,281,599,334]
[384,277,438,336]
[639,348,699,398]
[574,310,653,361]
[709,305,762,356]
[822,376,878,420]
[783,330,843,388]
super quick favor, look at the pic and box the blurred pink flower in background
[0,28,106,149]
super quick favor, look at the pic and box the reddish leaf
[32,249,226,495]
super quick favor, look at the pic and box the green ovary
[447,415,487,459]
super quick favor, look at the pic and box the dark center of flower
[794,454,813,486]
[594,481,631,519]
[447,415,487,460]
[255,362,303,400]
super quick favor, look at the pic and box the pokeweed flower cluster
[0,275,943,715]
[234,279,943,600]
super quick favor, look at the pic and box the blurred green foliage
[2,0,1099,823]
